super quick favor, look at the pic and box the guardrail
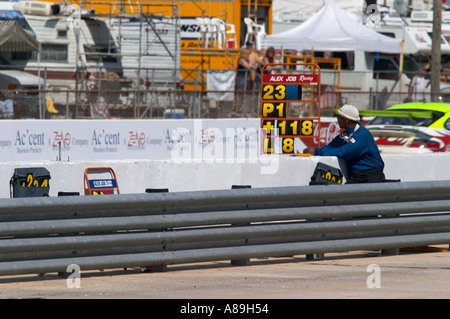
[1,180,450,276]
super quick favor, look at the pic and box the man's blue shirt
[314,124,384,172]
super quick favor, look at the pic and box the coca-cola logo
[313,122,341,145]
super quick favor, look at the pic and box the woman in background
[262,47,282,74]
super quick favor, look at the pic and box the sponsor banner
[0,119,339,162]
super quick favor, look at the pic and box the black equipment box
[309,162,343,185]
[10,167,51,198]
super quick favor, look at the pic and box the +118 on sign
[260,65,321,154]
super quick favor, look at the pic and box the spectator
[87,74,110,119]
[234,48,253,113]
[408,67,430,102]
[0,93,14,119]
[246,41,263,91]
[262,47,282,74]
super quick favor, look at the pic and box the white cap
[338,104,360,121]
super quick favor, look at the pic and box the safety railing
[1,180,450,276]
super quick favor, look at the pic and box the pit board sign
[260,63,321,155]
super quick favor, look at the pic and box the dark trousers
[346,168,385,184]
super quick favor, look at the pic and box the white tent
[273,0,363,22]
[265,0,402,53]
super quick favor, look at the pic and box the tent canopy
[265,0,402,54]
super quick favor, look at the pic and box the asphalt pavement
[1,246,450,307]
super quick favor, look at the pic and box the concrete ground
[1,246,450,304]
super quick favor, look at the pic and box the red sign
[262,74,318,85]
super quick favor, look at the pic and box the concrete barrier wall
[1,152,449,198]
[1,118,449,198]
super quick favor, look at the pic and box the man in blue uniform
[303,104,385,184]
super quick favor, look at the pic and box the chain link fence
[2,66,450,120]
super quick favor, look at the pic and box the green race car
[364,102,450,153]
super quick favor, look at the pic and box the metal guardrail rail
[1,180,450,276]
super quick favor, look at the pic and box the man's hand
[303,146,316,155]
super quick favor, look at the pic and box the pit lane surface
[1,247,450,302]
